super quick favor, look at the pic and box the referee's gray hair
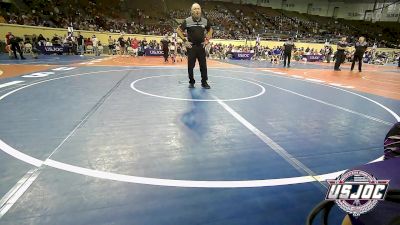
[191,3,201,10]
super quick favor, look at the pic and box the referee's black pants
[163,48,169,62]
[351,54,363,71]
[187,45,208,84]
[334,51,345,70]
[283,52,291,67]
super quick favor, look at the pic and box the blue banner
[232,52,254,60]
[302,55,323,62]
[37,46,68,54]
[145,48,164,56]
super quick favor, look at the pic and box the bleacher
[0,0,399,47]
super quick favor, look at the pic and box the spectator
[118,35,126,55]
[107,36,114,55]
[76,32,84,56]
[131,37,139,57]
[92,34,99,56]
[8,32,26,60]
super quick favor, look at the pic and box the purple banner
[37,46,68,54]
[232,52,254,60]
[302,55,323,62]
[145,48,164,56]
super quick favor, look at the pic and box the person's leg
[334,52,341,70]
[287,53,291,67]
[341,53,346,66]
[7,45,12,58]
[358,55,362,72]
[351,56,356,71]
[80,45,84,55]
[187,47,196,84]
[283,53,287,67]
[16,44,25,59]
[172,53,175,62]
[338,52,345,69]
[11,44,18,59]
[163,50,168,62]
[197,46,208,85]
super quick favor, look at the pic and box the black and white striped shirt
[179,16,211,45]
[355,41,368,56]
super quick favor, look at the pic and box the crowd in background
[2,30,399,67]
[207,43,398,65]
[1,0,399,64]
[1,0,399,48]
[1,0,173,36]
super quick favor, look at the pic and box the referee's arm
[176,20,187,42]
[205,20,213,41]
[206,27,213,40]
[176,27,187,42]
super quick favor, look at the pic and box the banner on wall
[302,54,323,62]
[37,46,68,54]
[232,52,254,60]
[145,48,164,56]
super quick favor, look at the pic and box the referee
[334,37,348,71]
[161,34,170,62]
[351,36,367,72]
[177,3,213,89]
[283,37,295,68]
